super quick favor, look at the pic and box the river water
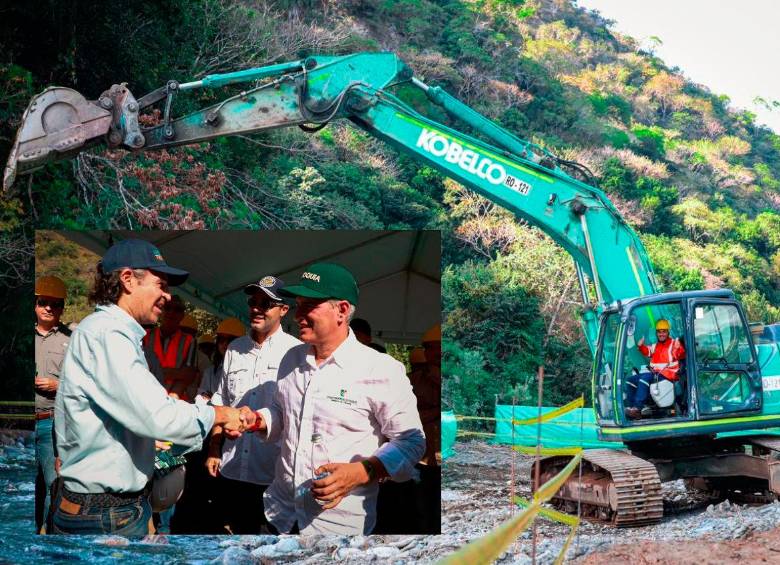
[0,438,235,564]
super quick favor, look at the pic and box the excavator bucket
[3,86,113,190]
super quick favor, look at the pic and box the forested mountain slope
[1,0,778,412]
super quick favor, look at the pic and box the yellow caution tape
[0,413,35,420]
[554,521,579,565]
[0,401,35,406]
[514,497,580,527]
[513,445,583,457]
[438,452,582,565]
[511,396,585,426]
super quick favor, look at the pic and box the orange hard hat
[216,317,245,338]
[422,324,441,343]
[35,276,67,299]
[179,314,198,332]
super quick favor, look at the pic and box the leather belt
[35,412,53,421]
[61,484,149,510]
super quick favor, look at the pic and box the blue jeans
[50,490,152,535]
[35,418,56,533]
[625,372,652,408]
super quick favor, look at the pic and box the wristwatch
[360,459,376,482]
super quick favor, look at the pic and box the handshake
[212,405,266,439]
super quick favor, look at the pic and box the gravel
[208,440,780,563]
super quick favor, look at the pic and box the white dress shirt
[259,330,425,534]
[211,328,301,485]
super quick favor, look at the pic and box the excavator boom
[4,52,658,351]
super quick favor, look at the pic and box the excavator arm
[5,52,658,349]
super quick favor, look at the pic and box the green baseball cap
[279,262,359,305]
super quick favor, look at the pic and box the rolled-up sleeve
[369,359,425,482]
[79,327,214,448]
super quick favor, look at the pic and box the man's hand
[213,406,245,439]
[238,406,266,433]
[34,376,58,393]
[155,440,172,451]
[638,337,645,347]
[310,462,371,510]
[205,456,221,477]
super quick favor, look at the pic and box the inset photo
[34,229,441,536]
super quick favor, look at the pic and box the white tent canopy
[60,230,441,345]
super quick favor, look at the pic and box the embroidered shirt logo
[327,388,357,406]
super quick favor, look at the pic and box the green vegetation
[1,1,779,415]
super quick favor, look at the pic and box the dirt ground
[581,527,780,564]
[442,440,780,564]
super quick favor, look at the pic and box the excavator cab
[594,289,763,440]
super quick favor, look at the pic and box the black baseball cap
[101,239,189,286]
[244,275,285,302]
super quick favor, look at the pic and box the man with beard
[206,276,300,534]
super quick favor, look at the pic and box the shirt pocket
[46,348,66,377]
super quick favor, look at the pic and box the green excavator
[7,52,780,526]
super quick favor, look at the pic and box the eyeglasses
[247,297,284,310]
[36,298,65,309]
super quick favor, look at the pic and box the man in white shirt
[243,263,425,535]
[206,275,301,534]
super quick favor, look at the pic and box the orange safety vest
[144,328,194,399]
[638,338,685,381]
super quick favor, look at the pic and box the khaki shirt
[34,324,71,414]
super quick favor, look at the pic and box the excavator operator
[625,319,686,420]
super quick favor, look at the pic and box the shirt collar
[251,324,284,351]
[98,303,146,341]
[34,324,61,337]
[305,328,357,370]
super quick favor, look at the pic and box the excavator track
[536,449,663,527]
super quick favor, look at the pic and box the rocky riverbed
[4,436,779,563]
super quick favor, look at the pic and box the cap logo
[152,247,164,262]
[302,272,321,283]
[260,276,276,287]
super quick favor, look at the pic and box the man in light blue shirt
[50,238,247,535]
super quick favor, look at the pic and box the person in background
[241,262,425,535]
[50,239,247,535]
[408,346,426,377]
[349,317,387,353]
[410,324,442,533]
[144,295,198,401]
[34,276,70,534]
[196,319,245,403]
[196,334,216,389]
[625,319,686,420]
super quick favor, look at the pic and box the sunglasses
[247,297,284,310]
[36,298,65,309]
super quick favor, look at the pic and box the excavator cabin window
[622,303,688,420]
